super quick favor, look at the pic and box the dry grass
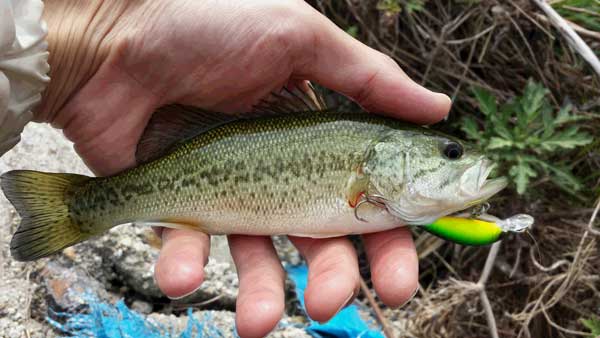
[311,0,600,336]
[379,198,600,338]
[315,0,600,105]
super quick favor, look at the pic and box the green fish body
[1,88,508,261]
[75,113,404,237]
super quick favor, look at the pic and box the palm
[44,1,451,337]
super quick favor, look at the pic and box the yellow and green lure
[422,214,534,246]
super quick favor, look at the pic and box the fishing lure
[422,214,534,246]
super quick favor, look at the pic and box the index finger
[295,7,451,124]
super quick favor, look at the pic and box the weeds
[582,316,600,337]
[462,80,593,195]
[376,0,424,14]
[312,0,600,336]
[553,0,600,32]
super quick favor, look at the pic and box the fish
[0,85,508,261]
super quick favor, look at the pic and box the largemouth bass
[1,87,507,261]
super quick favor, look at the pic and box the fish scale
[72,114,391,235]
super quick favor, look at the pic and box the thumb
[297,9,451,124]
[51,60,160,176]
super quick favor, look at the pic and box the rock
[148,310,311,338]
[72,225,239,307]
[0,124,312,338]
[40,261,113,311]
[272,236,303,266]
[271,317,311,338]
[131,300,153,314]
[0,124,90,338]
[147,310,236,336]
[68,227,305,312]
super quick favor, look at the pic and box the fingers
[363,227,418,307]
[229,235,285,338]
[154,228,210,299]
[296,6,451,124]
[289,236,360,323]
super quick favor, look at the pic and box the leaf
[541,103,555,138]
[346,25,359,38]
[581,316,600,337]
[376,0,402,13]
[499,100,516,124]
[515,102,529,135]
[406,0,425,13]
[554,104,589,125]
[494,124,514,141]
[461,117,481,141]
[467,79,593,197]
[472,87,497,116]
[509,159,538,194]
[487,137,513,150]
[521,80,548,119]
[488,109,513,140]
[539,127,593,151]
[527,156,584,193]
[554,0,600,31]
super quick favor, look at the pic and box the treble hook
[353,193,390,223]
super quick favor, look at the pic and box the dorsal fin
[135,105,237,165]
[136,83,329,165]
[252,82,327,115]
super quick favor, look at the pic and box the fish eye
[443,141,463,160]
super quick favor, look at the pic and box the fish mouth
[476,176,508,201]
[460,159,508,204]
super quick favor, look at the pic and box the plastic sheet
[47,295,224,338]
[286,264,385,338]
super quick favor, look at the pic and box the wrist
[35,0,140,123]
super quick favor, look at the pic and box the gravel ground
[0,123,310,338]
[0,124,89,338]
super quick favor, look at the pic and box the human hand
[36,0,451,337]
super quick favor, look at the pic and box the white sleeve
[0,0,50,156]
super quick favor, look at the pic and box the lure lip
[495,213,534,233]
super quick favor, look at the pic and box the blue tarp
[286,265,385,338]
[47,263,385,337]
[48,296,225,338]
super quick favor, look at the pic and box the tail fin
[1,170,93,261]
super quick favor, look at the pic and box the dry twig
[533,0,600,77]
[359,276,395,338]
[477,242,500,338]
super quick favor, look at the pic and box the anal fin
[135,221,207,233]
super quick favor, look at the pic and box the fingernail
[167,284,203,300]
[396,286,419,309]
[439,92,452,105]
[318,291,355,324]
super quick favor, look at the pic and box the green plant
[345,25,359,38]
[376,0,425,14]
[582,316,600,337]
[461,80,593,195]
[553,0,600,32]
